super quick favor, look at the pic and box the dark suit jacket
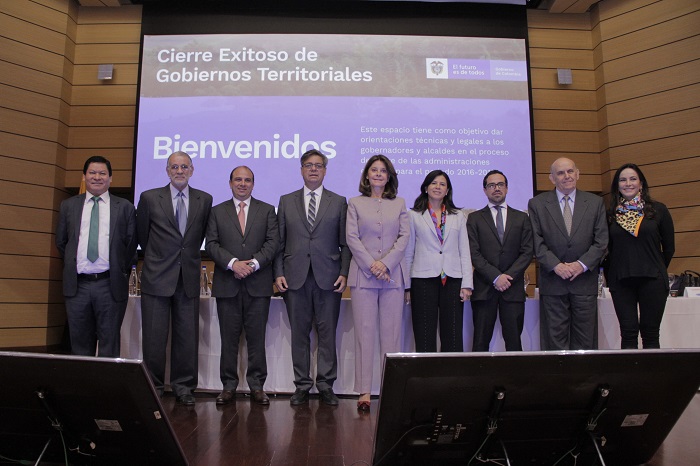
[273,188,351,291]
[136,185,212,298]
[528,189,608,295]
[467,205,533,302]
[56,193,137,302]
[205,197,279,298]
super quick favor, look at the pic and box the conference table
[120,294,700,395]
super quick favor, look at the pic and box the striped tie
[308,191,316,227]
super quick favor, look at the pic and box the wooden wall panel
[598,35,700,83]
[66,148,135,170]
[596,0,699,39]
[0,61,64,96]
[607,107,700,147]
[0,279,63,303]
[0,36,66,76]
[531,89,597,111]
[648,181,700,210]
[594,0,700,274]
[0,231,58,258]
[607,133,699,168]
[599,11,700,62]
[529,48,595,70]
[0,133,63,165]
[0,154,62,189]
[69,105,136,126]
[76,23,141,43]
[602,61,700,105]
[0,327,64,348]
[0,255,61,281]
[0,12,69,55]
[73,43,141,64]
[0,0,74,348]
[605,83,700,126]
[1,84,63,120]
[533,130,600,153]
[72,63,139,85]
[533,109,598,131]
[71,84,137,105]
[67,126,134,148]
[0,304,65,328]
[669,206,700,234]
[0,181,67,211]
[530,68,596,91]
[0,205,56,235]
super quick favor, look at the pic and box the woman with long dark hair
[404,170,472,352]
[606,163,674,349]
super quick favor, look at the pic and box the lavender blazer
[346,195,410,289]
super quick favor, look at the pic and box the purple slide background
[135,95,533,211]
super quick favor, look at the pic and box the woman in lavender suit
[346,154,410,412]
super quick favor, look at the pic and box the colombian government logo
[426,58,448,79]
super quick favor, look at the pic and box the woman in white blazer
[405,170,473,352]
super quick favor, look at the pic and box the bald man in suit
[528,158,608,350]
[56,156,137,357]
[137,151,212,405]
[206,166,279,406]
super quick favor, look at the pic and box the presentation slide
[134,33,533,212]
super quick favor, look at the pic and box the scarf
[428,204,447,285]
[615,193,644,237]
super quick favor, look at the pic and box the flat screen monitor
[0,352,188,465]
[373,350,700,465]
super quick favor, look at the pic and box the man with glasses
[467,170,533,351]
[274,149,351,406]
[136,151,212,405]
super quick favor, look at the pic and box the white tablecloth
[120,295,699,394]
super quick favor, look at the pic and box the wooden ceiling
[76,0,602,14]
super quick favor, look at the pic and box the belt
[78,271,110,281]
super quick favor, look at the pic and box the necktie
[495,205,504,243]
[87,196,100,262]
[308,191,316,227]
[238,201,246,233]
[563,195,573,235]
[176,191,187,236]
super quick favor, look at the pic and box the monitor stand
[33,389,64,466]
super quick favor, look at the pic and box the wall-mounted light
[97,64,114,80]
[557,68,573,85]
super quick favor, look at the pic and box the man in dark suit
[136,151,212,405]
[467,170,533,351]
[56,156,137,358]
[206,166,279,406]
[274,149,351,406]
[528,158,608,350]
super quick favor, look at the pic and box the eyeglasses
[485,182,507,190]
[169,164,191,171]
[302,163,325,170]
